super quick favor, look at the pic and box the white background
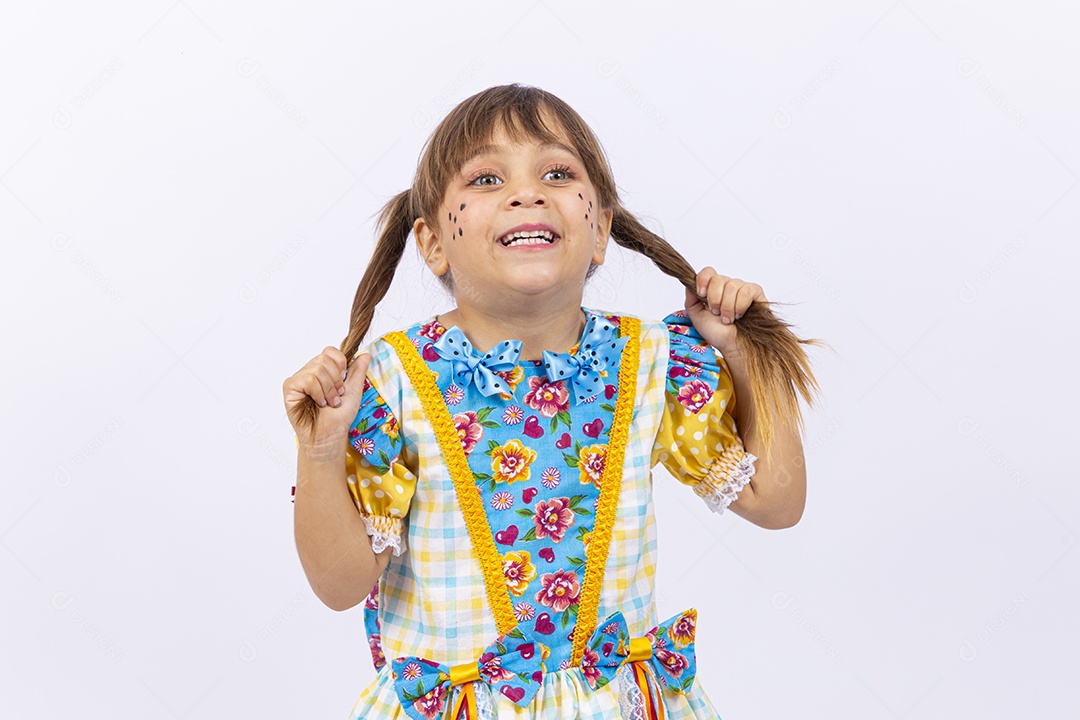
[3,1,1078,718]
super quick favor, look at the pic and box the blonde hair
[297,83,825,462]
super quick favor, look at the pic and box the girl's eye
[468,172,502,187]
[545,165,577,182]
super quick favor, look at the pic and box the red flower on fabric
[453,410,484,456]
[478,652,516,683]
[676,380,713,413]
[411,683,448,720]
[655,648,690,679]
[523,376,570,418]
[534,569,580,612]
[419,320,446,342]
[580,646,604,689]
[532,497,575,543]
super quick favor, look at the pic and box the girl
[285,84,821,720]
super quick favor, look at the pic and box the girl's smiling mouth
[498,223,561,247]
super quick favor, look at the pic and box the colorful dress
[292,307,757,720]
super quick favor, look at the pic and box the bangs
[434,97,571,178]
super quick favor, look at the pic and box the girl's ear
[414,216,450,276]
[591,206,614,265]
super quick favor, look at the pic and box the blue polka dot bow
[432,327,523,397]
[392,624,547,720]
[542,315,629,403]
[580,608,699,701]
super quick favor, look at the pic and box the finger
[706,274,727,315]
[695,266,719,298]
[322,346,349,381]
[720,280,742,324]
[343,353,372,399]
[309,360,346,408]
[734,284,759,320]
[684,285,705,314]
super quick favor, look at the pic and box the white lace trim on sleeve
[361,514,408,556]
[693,444,758,515]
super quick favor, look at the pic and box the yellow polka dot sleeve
[345,375,417,555]
[652,311,758,514]
[289,374,418,556]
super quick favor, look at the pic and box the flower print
[502,405,525,425]
[444,384,465,405]
[453,411,484,457]
[400,660,424,681]
[368,633,384,667]
[581,530,592,554]
[540,467,561,489]
[558,658,572,671]
[380,414,400,442]
[580,646,603,689]
[478,651,516,683]
[495,365,524,400]
[502,550,537,597]
[364,584,380,610]
[491,438,537,484]
[523,376,570,418]
[668,609,697,649]
[419,319,446,342]
[491,491,514,510]
[690,342,710,354]
[354,437,375,456]
[602,620,620,635]
[411,684,448,720]
[534,568,580,612]
[676,379,713,413]
[582,394,597,403]
[655,648,690,679]
[514,601,536,622]
[577,444,607,489]
[532,497,575,543]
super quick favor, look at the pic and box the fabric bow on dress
[432,327,523,398]
[580,608,699,720]
[542,314,629,404]
[392,625,547,720]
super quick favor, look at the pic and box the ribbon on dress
[392,625,547,720]
[541,314,629,403]
[579,608,699,720]
[432,326,523,398]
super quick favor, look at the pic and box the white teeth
[501,230,556,246]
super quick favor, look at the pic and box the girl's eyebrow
[461,140,581,166]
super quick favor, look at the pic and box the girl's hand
[283,348,371,451]
[683,267,767,356]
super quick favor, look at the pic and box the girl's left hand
[683,267,767,356]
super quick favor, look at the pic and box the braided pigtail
[610,205,825,464]
[295,188,416,446]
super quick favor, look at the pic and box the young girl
[285,84,821,720]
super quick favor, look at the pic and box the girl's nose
[507,178,547,207]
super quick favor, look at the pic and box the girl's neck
[436,300,588,362]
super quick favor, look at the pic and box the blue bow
[580,608,698,696]
[392,625,547,720]
[542,314,628,404]
[432,326,522,397]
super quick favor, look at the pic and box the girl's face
[414,122,612,311]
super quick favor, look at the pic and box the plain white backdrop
[3,1,1078,718]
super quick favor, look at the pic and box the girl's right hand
[282,348,372,451]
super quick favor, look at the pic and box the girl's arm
[723,350,807,529]
[294,443,390,611]
[683,270,807,530]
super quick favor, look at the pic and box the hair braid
[610,205,825,464]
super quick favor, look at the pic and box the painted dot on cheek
[577,193,583,200]
[460,203,466,211]
[448,212,452,221]
[459,228,463,237]
[453,215,457,223]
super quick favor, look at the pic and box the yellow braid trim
[570,316,641,667]
[385,331,519,636]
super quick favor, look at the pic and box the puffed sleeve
[344,374,418,556]
[651,310,758,514]
[289,373,418,556]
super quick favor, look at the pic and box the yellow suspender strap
[570,317,641,666]
[385,330,519,635]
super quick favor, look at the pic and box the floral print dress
[292,307,757,720]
